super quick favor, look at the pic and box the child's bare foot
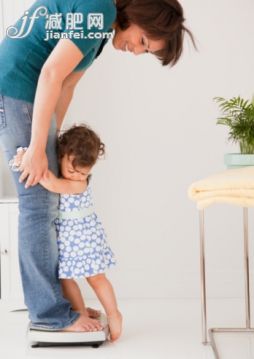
[62,314,103,332]
[108,310,122,342]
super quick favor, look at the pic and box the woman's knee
[18,187,59,218]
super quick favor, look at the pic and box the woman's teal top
[0,0,116,103]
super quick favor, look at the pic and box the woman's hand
[18,146,48,188]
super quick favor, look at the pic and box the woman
[0,0,194,332]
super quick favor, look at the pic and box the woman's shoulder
[73,0,117,26]
[73,0,116,10]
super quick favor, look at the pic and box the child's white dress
[55,183,116,278]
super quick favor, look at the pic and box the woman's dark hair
[115,0,196,66]
[57,124,105,169]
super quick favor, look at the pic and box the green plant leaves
[214,96,254,154]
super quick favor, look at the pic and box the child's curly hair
[57,124,105,169]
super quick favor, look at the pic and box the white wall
[1,0,254,300]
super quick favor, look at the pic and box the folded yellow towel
[188,166,254,209]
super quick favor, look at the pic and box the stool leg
[243,208,251,329]
[199,209,208,344]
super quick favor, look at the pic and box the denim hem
[30,312,80,331]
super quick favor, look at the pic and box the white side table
[0,198,26,311]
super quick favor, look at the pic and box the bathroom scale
[27,313,109,348]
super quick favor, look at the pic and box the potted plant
[214,96,254,168]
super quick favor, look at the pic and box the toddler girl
[12,124,122,342]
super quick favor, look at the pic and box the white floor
[0,298,253,359]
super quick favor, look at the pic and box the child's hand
[14,148,26,166]
[9,147,27,172]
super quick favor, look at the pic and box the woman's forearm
[30,69,63,150]
[55,86,74,131]
[55,71,86,130]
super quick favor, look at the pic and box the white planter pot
[224,153,254,168]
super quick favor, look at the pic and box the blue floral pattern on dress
[55,184,116,278]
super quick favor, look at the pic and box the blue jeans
[0,94,80,330]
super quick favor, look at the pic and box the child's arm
[40,170,87,194]
[10,149,87,194]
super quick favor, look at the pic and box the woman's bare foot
[76,307,101,319]
[62,314,103,332]
[108,310,122,342]
[87,307,101,319]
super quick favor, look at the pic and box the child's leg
[61,279,87,314]
[86,274,122,341]
[60,279,100,318]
